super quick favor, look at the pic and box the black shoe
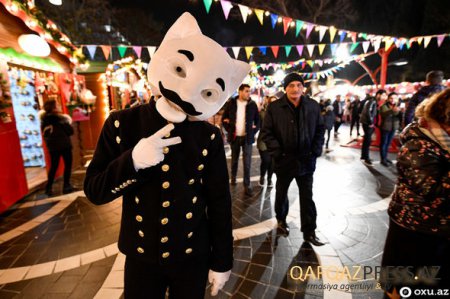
[380,160,389,167]
[230,178,237,186]
[386,159,394,165]
[244,186,253,197]
[63,185,74,194]
[258,177,264,187]
[362,159,373,167]
[304,232,325,246]
[277,220,290,235]
[267,179,273,188]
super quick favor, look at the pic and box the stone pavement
[0,124,399,298]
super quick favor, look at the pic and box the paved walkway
[0,124,399,298]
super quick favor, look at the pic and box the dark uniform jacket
[222,98,260,144]
[84,100,233,272]
[261,94,325,176]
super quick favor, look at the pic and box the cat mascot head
[147,12,250,123]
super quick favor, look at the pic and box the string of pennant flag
[203,0,450,47]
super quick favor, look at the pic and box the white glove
[131,123,181,170]
[208,270,231,296]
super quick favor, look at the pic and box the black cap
[283,73,304,89]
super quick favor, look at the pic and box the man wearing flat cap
[261,73,325,246]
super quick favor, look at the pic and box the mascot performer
[84,12,249,299]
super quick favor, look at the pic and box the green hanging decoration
[295,20,304,37]
[118,46,128,58]
[284,45,292,57]
[203,0,213,14]
[350,42,359,53]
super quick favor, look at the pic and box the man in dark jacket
[261,73,325,246]
[404,70,445,125]
[222,84,260,196]
[332,94,343,137]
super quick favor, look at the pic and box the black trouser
[124,256,209,299]
[381,220,449,293]
[46,148,72,192]
[361,124,374,160]
[274,173,317,234]
[231,136,252,186]
[258,149,273,181]
[325,128,332,148]
[350,116,360,135]
[334,117,342,133]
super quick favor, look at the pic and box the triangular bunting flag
[306,44,315,57]
[417,37,423,45]
[301,62,306,70]
[296,45,304,56]
[282,17,292,35]
[232,47,240,59]
[318,44,326,55]
[271,46,279,58]
[147,46,156,58]
[133,46,142,58]
[423,36,431,48]
[329,26,337,42]
[406,40,413,49]
[339,31,346,42]
[100,45,111,60]
[394,39,401,49]
[437,35,445,47]
[399,39,406,50]
[385,38,394,50]
[295,20,304,37]
[362,41,370,53]
[238,4,249,23]
[117,45,127,58]
[259,46,267,55]
[317,60,323,67]
[350,42,359,53]
[307,60,314,68]
[330,44,338,56]
[284,45,292,57]
[350,32,357,43]
[254,9,264,25]
[270,14,278,29]
[318,26,327,42]
[220,0,233,19]
[86,45,97,59]
[373,39,381,52]
[305,24,314,39]
[244,47,253,59]
[203,0,213,13]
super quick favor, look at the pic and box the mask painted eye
[174,65,186,78]
[201,89,219,103]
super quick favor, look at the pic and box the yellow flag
[254,9,264,25]
[318,44,326,55]
[245,47,254,59]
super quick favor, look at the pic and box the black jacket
[360,97,377,125]
[404,85,445,125]
[222,98,260,144]
[261,94,325,176]
[84,101,233,272]
[40,113,73,151]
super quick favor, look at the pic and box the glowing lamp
[49,0,62,5]
[18,34,51,57]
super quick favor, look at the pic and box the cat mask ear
[162,12,202,42]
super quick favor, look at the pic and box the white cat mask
[147,12,250,123]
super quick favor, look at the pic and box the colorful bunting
[270,14,278,29]
[133,46,142,58]
[100,45,111,60]
[362,41,370,53]
[329,27,337,42]
[296,45,304,56]
[437,35,445,47]
[318,44,326,55]
[330,44,338,56]
[232,47,240,59]
[285,45,292,57]
[318,26,327,42]
[203,0,213,14]
[86,45,96,59]
[244,47,253,59]
[339,31,346,42]
[271,46,279,58]
[259,46,267,55]
[282,17,292,35]
[238,4,250,23]
[147,46,156,58]
[306,44,315,57]
[305,24,314,39]
[350,42,359,53]
[254,9,264,25]
[117,45,127,58]
[295,20,304,37]
[220,0,233,19]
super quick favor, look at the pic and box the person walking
[381,88,450,294]
[40,99,74,196]
[261,73,325,246]
[332,95,343,137]
[360,90,387,166]
[257,96,276,187]
[379,92,400,166]
[350,95,361,136]
[222,84,260,196]
[322,99,334,152]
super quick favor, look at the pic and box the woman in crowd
[257,95,277,187]
[381,88,449,293]
[322,99,335,152]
